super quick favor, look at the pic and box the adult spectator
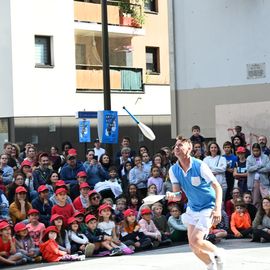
[231,135,250,157]
[60,141,72,167]
[116,136,136,159]
[231,125,246,145]
[115,147,133,176]
[93,139,106,161]
[31,185,53,227]
[18,142,34,162]
[49,146,62,172]
[32,153,52,191]
[141,152,152,175]
[0,153,14,185]
[247,143,270,208]
[99,153,111,179]
[252,196,270,242]
[23,146,37,167]
[258,135,270,156]
[60,148,85,186]
[203,142,227,201]
[3,142,17,169]
[83,149,107,189]
[11,144,21,170]
[138,145,149,157]
[85,190,101,218]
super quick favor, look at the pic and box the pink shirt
[138,219,161,238]
[26,222,45,247]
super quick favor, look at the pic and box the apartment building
[0,0,172,155]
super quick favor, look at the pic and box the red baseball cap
[37,185,49,193]
[80,182,90,189]
[42,226,59,241]
[20,160,32,168]
[124,209,135,217]
[77,171,87,177]
[85,214,97,223]
[14,222,27,233]
[15,186,27,194]
[98,204,112,215]
[27,209,39,216]
[68,148,77,157]
[141,208,151,215]
[55,188,67,195]
[73,211,84,218]
[0,220,10,230]
[50,214,64,223]
[67,217,78,225]
[236,146,246,153]
[88,190,98,197]
[55,180,66,187]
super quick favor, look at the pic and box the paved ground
[4,239,270,270]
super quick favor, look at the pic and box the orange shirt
[230,211,251,236]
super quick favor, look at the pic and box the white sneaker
[214,248,225,270]
[79,255,86,261]
[85,243,95,258]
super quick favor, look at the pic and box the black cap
[94,138,100,143]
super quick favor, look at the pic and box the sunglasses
[91,196,100,200]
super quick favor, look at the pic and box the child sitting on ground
[14,222,42,263]
[138,207,162,247]
[0,220,25,266]
[39,226,85,262]
[26,209,45,247]
[167,205,188,242]
[151,202,172,245]
[230,199,252,238]
[67,217,95,257]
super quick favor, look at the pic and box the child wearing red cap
[119,209,152,251]
[67,217,95,257]
[26,209,45,247]
[84,214,120,256]
[14,222,42,263]
[0,220,25,266]
[50,214,71,254]
[51,188,75,225]
[73,182,91,213]
[9,186,32,224]
[40,226,84,262]
[138,207,162,247]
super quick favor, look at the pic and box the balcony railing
[76,65,143,92]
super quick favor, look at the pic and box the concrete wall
[169,0,270,138]
[0,1,14,117]
[216,101,270,150]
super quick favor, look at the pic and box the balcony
[74,0,145,36]
[76,65,143,92]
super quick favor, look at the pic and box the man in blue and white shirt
[167,135,224,270]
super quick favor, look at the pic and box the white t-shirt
[94,147,106,160]
[97,220,115,235]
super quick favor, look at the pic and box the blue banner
[97,111,118,144]
[78,120,91,143]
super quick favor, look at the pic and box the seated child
[230,200,252,238]
[73,182,91,213]
[138,207,162,247]
[243,192,257,221]
[147,184,158,196]
[26,209,45,247]
[0,220,25,266]
[73,211,88,234]
[151,202,172,245]
[120,209,152,251]
[67,217,95,257]
[39,226,85,262]
[85,214,121,256]
[14,222,42,262]
[167,205,188,242]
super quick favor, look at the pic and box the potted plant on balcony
[119,0,133,26]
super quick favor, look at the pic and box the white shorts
[182,207,213,234]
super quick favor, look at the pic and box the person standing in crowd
[116,137,136,160]
[99,154,111,179]
[189,125,206,150]
[115,147,133,176]
[222,141,238,200]
[23,146,37,167]
[231,135,250,157]
[18,143,34,163]
[258,135,270,156]
[32,153,52,191]
[3,142,17,169]
[49,146,62,172]
[233,147,248,193]
[11,144,21,170]
[247,143,270,208]
[93,139,106,161]
[0,154,14,186]
[168,135,223,270]
[203,142,227,201]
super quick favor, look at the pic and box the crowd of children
[0,128,270,266]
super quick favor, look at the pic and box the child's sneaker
[109,248,122,256]
[78,255,85,261]
[85,243,95,257]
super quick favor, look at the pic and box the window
[35,35,53,67]
[76,44,87,65]
[146,47,159,74]
[144,0,157,12]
